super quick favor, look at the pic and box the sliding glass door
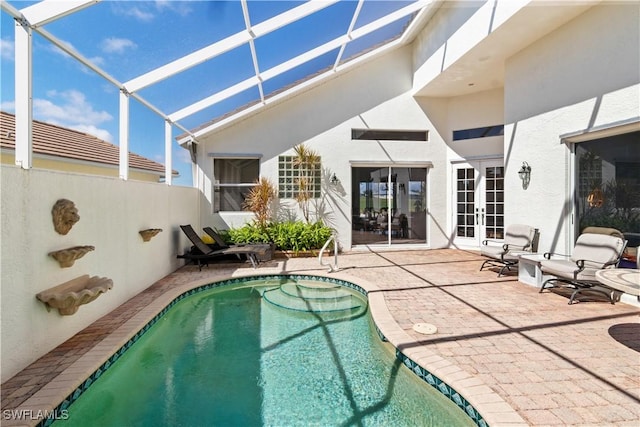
[351,166,427,246]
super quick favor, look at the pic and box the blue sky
[1,1,414,186]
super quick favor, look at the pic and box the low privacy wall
[0,166,199,381]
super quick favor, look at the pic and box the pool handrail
[319,232,339,272]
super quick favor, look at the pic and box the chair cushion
[540,258,600,281]
[504,224,535,249]
[481,245,506,259]
[571,233,625,267]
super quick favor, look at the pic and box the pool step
[279,282,350,300]
[262,282,361,313]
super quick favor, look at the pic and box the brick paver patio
[2,249,639,426]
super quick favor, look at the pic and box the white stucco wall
[504,2,640,254]
[412,0,528,93]
[444,88,505,160]
[197,46,454,249]
[417,89,505,245]
[0,166,199,381]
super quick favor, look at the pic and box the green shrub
[224,221,333,253]
[225,224,271,245]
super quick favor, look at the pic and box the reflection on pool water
[59,277,475,426]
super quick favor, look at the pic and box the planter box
[274,250,320,259]
[257,243,276,262]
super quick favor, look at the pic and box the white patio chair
[479,224,539,277]
[539,228,627,304]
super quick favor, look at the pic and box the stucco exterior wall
[417,88,505,246]
[0,166,198,381]
[411,0,527,92]
[196,46,453,249]
[444,88,505,160]
[504,2,640,254]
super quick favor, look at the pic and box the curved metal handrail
[319,233,339,273]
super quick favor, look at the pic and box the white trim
[164,120,172,186]
[119,92,129,180]
[14,19,32,170]
[351,244,431,252]
[560,117,640,144]
[349,161,434,168]
[449,155,503,164]
[208,153,263,159]
[20,0,98,27]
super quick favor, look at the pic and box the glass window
[351,129,428,141]
[213,158,260,212]
[575,132,640,263]
[278,155,321,199]
[452,125,504,141]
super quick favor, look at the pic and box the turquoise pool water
[58,278,475,426]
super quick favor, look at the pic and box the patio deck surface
[2,249,639,426]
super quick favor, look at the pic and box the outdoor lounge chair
[480,224,539,276]
[203,226,274,261]
[177,225,268,270]
[203,227,236,249]
[539,227,627,304]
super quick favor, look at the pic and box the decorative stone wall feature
[139,228,162,242]
[36,275,113,315]
[48,245,95,268]
[52,199,80,235]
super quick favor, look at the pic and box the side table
[518,254,552,288]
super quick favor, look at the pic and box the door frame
[451,158,504,249]
[350,162,432,248]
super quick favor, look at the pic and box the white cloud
[33,90,113,141]
[128,7,155,21]
[90,56,105,66]
[47,39,75,59]
[101,37,137,54]
[155,1,193,16]
[111,3,155,22]
[0,101,15,112]
[67,124,114,143]
[175,146,192,164]
[1,38,14,61]
[111,1,192,22]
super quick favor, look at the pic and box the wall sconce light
[330,173,340,186]
[518,161,531,189]
[399,183,406,194]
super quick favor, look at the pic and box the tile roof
[0,111,178,176]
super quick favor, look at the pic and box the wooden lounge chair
[480,224,539,276]
[177,225,269,270]
[539,227,627,304]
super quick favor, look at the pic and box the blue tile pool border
[39,274,487,427]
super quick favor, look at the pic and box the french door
[453,160,504,248]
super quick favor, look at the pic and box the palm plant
[242,177,277,230]
[293,143,320,223]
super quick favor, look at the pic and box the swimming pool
[51,275,480,426]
